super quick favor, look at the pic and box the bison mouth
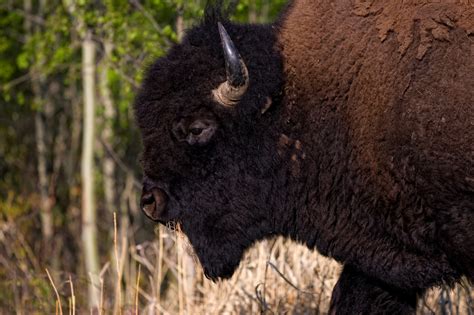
[145,217,247,280]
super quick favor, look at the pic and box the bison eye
[173,118,218,146]
[186,119,217,145]
[189,127,204,135]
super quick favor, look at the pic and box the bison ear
[212,22,249,108]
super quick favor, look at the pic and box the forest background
[0,0,472,313]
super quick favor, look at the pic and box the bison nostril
[142,192,155,205]
[140,188,168,221]
[141,192,156,216]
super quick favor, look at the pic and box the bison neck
[273,0,394,255]
[268,0,471,287]
[272,0,437,261]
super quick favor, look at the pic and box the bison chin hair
[196,242,246,281]
[180,218,262,281]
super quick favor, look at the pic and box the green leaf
[16,52,30,70]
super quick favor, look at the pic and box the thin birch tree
[81,28,100,309]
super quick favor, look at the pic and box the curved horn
[213,22,249,107]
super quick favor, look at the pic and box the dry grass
[0,218,473,314]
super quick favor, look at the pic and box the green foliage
[207,0,286,23]
[0,9,23,84]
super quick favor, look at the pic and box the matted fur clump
[134,0,473,313]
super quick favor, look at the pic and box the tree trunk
[65,68,82,188]
[99,41,117,214]
[81,29,100,309]
[25,0,54,250]
[249,0,258,23]
[176,4,184,41]
[35,110,54,241]
[261,0,270,23]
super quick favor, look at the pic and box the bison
[134,1,474,313]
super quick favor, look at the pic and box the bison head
[134,18,285,280]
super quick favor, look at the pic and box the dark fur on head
[134,4,284,279]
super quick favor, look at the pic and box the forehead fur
[134,16,283,132]
[134,23,223,128]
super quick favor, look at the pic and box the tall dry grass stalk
[46,268,63,315]
[68,274,76,315]
[113,212,123,315]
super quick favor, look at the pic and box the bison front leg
[329,265,419,315]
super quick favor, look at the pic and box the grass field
[2,218,472,314]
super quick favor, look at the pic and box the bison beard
[172,163,279,281]
[134,0,474,314]
[180,214,256,280]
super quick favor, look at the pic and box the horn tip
[217,22,227,39]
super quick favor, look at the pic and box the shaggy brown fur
[278,1,473,312]
[135,1,473,313]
